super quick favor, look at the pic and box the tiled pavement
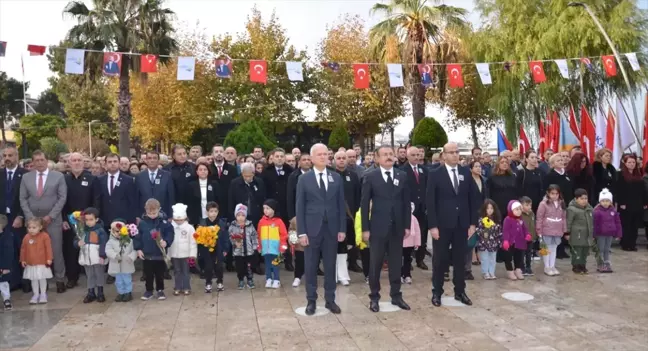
[2,246,648,351]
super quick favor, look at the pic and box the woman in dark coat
[516,150,544,213]
[486,156,517,221]
[186,162,220,226]
[617,154,647,251]
[470,160,489,204]
[228,162,267,227]
[565,153,595,206]
[593,148,616,198]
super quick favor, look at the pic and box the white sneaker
[38,293,48,304]
[292,278,301,287]
[483,273,490,280]
[265,279,272,288]
[29,295,38,305]
[544,267,554,276]
[205,284,212,293]
[404,277,412,284]
[271,280,281,289]
[533,256,541,261]
[340,279,349,286]
[552,267,560,276]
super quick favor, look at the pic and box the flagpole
[21,54,27,118]
[613,91,641,146]
[605,95,641,150]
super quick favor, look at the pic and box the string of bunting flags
[0,42,644,88]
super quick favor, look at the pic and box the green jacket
[566,199,593,247]
[521,211,536,240]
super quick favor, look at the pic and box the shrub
[411,117,448,151]
[39,137,69,160]
[327,124,350,150]
[224,120,276,154]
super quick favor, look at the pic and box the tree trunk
[470,119,479,147]
[411,32,426,128]
[1,117,6,147]
[117,54,132,157]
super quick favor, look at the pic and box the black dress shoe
[97,294,106,303]
[123,293,133,302]
[317,268,325,276]
[305,301,316,316]
[106,276,115,284]
[56,282,66,293]
[369,300,380,312]
[416,261,429,270]
[164,271,172,280]
[66,280,77,289]
[285,262,295,272]
[454,293,472,306]
[83,293,96,303]
[115,294,123,302]
[465,272,474,280]
[348,263,363,273]
[325,301,341,314]
[431,294,441,307]
[391,298,411,310]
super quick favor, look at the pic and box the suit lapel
[441,167,456,195]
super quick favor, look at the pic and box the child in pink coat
[402,203,421,284]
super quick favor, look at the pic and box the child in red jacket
[257,199,287,289]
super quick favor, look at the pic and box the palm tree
[369,0,467,127]
[63,0,178,156]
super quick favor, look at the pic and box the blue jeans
[478,251,497,276]
[114,273,133,294]
[264,254,279,280]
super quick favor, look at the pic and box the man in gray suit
[296,143,346,315]
[19,150,68,293]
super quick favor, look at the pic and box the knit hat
[172,203,188,220]
[234,203,248,218]
[263,199,279,215]
[507,200,522,217]
[599,188,613,203]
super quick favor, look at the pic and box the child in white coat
[105,219,138,302]
[169,204,197,295]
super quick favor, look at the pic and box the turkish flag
[568,105,581,140]
[353,64,370,89]
[606,107,615,150]
[141,54,157,73]
[538,119,546,159]
[27,44,46,56]
[529,61,546,83]
[249,60,267,84]
[446,64,464,88]
[601,55,617,77]
[580,105,596,160]
[518,125,531,155]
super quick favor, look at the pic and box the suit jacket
[0,167,27,218]
[261,164,294,220]
[96,173,137,226]
[295,169,346,237]
[402,162,427,211]
[19,170,67,222]
[426,165,479,230]
[360,168,411,237]
[208,162,237,220]
[186,178,220,226]
[164,161,196,205]
[135,169,175,217]
[286,169,308,219]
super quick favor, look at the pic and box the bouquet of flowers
[481,217,495,239]
[230,233,244,249]
[194,225,219,253]
[151,230,171,268]
[68,211,85,241]
[539,238,549,256]
[288,230,298,245]
[272,255,284,266]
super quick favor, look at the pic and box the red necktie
[218,166,222,177]
[413,167,419,184]
[37,173,44,196]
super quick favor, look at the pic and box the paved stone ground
[2,244,648,351]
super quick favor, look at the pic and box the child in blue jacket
[198,202,231,293]
[74,208,108,303]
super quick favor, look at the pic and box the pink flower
[151,231,159,240]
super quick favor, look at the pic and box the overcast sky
[0,0,646,147]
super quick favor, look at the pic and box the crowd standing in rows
[0,141,645,314]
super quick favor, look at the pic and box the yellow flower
[209,248,214,252]
[72,211,81,219]
[120,227,129,236]
[482,217,494,229]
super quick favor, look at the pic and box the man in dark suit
[360,146,411,312]
[96,153,137,226]
[402,146,429,270]
[61,152,99,288]
[208,144,237,221]
[135,151,175,219]
[0,146,27,291]
[296,143,345,315]
[333,151,362,274]
[427,142,479,307]
[261,148,294,271]
[164,144,196,205]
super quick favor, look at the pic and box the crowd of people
[0,140,645,314]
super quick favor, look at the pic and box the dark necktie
[110,175,115,195]
[318,172,327,198]
[150,172,155,184]
[386,171,393,188]
[6,171,13,193]
[452,168,459,194]
[413,167,419,184]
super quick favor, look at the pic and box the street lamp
[568,2,641,140]
[88,120,99,157]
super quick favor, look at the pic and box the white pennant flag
[554,59,569,78]
[177,56,195,81]
[625,53,640,71]
[594,107,606,150]
[285,61,303,81]
[387,64,403,87]
[64,49,84,75]
[475,63,492,85]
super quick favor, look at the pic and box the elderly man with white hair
[296,143,346,315]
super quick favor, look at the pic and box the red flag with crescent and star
[102,52,121,77]
[446,64,464,88]
[140,54,157,73]
[353,64,370,89]
[249,60,267,84]
[601,55,617,77]
[529,61,546,83]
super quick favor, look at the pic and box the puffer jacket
[257,216,288,256]
[228,220,258,257]
[133,213,174,260]
[567,199,593,247]
[502,200,530,250]
[536,197,567,236]
[74,221,108,266]
[105,235,137,275]
[169,221,197,259]
[593,205,622,238]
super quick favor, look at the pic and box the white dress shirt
[313,167,328,191]
[199,178,208,218]
[107,171,120,195]
[35,168,49,188]
[445,163,459,189]
[380,166,394,183]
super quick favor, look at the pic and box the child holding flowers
[105,219,138,302]
[169,203,197,296]
[288,217,304,287]
[257,199,288,289]
[401,203,421,284]
[198,202,230,293]
[593,189,622,273]
[20,217,53,304]
[74,208,108,303]
[501,200,531,280]
[475,199,502,280]
[536,184,567,276]
[133,198,174,300]
[229,204,258,290]
[354,202,371,284]
[519,197,537,276]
